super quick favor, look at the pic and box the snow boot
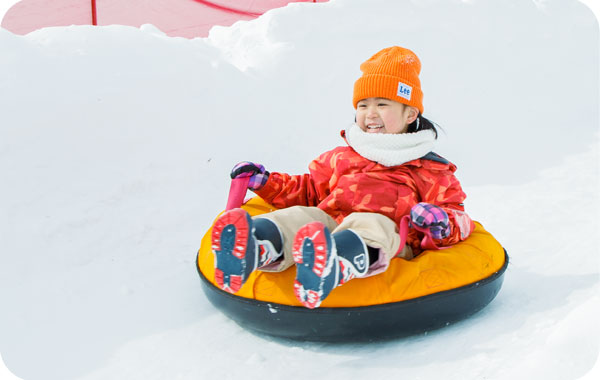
[212,208,283,293]
[254,217,284,268]
[292,222,368,309]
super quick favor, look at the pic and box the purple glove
[410,202,450,240]
[230,161,270,190]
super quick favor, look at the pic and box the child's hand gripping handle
[225,176,250,211]
[398,203,451,253]
[410,218,446,251]
[226,161,270,211]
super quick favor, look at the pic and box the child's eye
[378,103,388,107]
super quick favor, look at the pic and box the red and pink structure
[1,0,326,38]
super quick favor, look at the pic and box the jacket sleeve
[415,166,475,247]
[253,150,335,209]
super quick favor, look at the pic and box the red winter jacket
[255,140,473,254]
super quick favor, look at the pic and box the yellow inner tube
[197,197,506,308]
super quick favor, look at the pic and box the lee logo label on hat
[397,82,412,100]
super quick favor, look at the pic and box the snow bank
[0,0,598,379]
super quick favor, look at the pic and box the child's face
[356,98,418,134]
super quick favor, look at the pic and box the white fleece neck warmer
[344,124,436,167]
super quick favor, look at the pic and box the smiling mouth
[366,124,384,132]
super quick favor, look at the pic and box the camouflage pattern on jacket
[255,145,473,255]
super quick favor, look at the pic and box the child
[211,46,475,309]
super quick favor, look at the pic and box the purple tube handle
[226,176,250,211]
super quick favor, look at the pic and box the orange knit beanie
[353,46,424,114]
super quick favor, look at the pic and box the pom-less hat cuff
[353,74,424,114]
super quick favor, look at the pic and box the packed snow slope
[1,0,599,379]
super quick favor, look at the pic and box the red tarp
[1,0,325,38]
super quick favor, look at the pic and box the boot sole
[292,222,335,309]
[212,209,254,293]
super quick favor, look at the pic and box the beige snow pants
[255,206,413,275]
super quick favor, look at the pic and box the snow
[0,0,599,379]
[0,1,17,20]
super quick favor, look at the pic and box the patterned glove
[410,202,451,240]
[230,161,270,190]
